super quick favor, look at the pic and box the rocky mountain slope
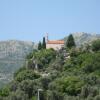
[64,32,100,46]
[0,40,36,88]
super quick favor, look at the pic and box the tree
[38,41,42,50]
[66,34,76,49]
[92,39,100,51]
[0,87,10,97]
[40,77,51,90]
[15,70,40,82]
[7,89,29,100]
[42,37,46,49]
[19,80,36,98]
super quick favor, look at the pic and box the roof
[47,40,64,44]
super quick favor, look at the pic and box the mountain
[64,32,100,46]
[0,40,37,88]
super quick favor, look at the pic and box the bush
[80,85,99,98]
[0,86,10,97]
[49,76,84,96]
[15,70,40,82]
[94,95,100,100]
[92,39,100,51]
[7,89,29,100]
[9,81,19,92]
[19,80,37,98]
[40,77,51,90]
[14,67,26,78]
[47,90,63,100]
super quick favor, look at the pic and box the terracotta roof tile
[47,40,64,44]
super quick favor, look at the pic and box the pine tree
[66,34,76,49]
[42,37,46,49]
[38,41,42,50]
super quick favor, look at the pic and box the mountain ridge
[64,32,100,46]
[0,40,36,88]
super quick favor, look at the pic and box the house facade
[46,34,64,50]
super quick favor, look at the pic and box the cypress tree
[42,37,46,49]
[66,34,76,49]
[38,41,42,50]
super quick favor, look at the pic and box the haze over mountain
[0,40,36,88]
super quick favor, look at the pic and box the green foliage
[42,37,46,49]
[66,34,76,49]
[47,90,64,100]
[7,89,29,100]
[33,49,56,68]
[14,66,26,78]
[94,95,100,100]
[15,70,40,82]
[27,59,35,69]
[80,85,99,98]
[38,37,46,50]
[1,41,100,100]
[49,76,84,96]
[26,52,33,59]
[32,96,37,100]
[0,87,10,97]
[50,57,64,71]
[9,81,19,92]
[34,49,56,60]
[38,41,42,50]
[26,50,37,59]
[80,53,100,73]
[40,77,51,90]
[92,39,100,51]
[19,80,36,98]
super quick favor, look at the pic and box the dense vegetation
[0,37,100,100]
[38,37,46,50]
[65,34,76,49]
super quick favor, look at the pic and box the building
[46,33,64,50]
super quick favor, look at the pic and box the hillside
[0,40,36,88]
[0,38,99,100]
[64,32,100,46]
[0,37,100,100]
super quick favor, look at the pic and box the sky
[0,0,100,42]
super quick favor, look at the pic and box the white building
[46,33,64,50]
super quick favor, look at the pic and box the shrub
[15,70,40,82]
[49,76,84,96]
[92,39,100,51]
